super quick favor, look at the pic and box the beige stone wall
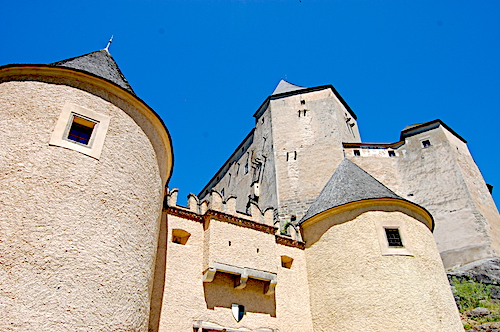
[0,81,164,331]
[302,207,463,331]
[345,125,500,269]
[270,89,360,225]
[157,212,314,332]
[442,128,500,264]
[347,148,401,195]
[397,127,497,268]
[208,105,279,215]
[202,87,362,227]
[204,217,278,273]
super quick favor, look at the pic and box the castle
[1,48,497,331]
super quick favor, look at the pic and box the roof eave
[0,64,174,185]
[400,119,467,143]
[299,197,434,231]
[253,84,357,120]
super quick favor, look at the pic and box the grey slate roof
[50,50,135,94]
[272,80,307,95]
[299,158,402,224]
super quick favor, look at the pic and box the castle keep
[1,48,497,331]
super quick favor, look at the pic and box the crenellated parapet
[166,188,277,228]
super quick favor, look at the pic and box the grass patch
[452,277,493,311]
[451,277,500,327]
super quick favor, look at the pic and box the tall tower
[0,49,172,331]
[199,80,360,227]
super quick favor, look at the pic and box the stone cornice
[275,235,306,249]
[165,206,203,223]
[166,206,305,249]
[204,210,278,235]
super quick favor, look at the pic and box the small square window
[388,150,396,157]
[281,255,294,269]
[67,114,97,146]
[422,140,431,148]
[353,150,360,157]
[50,103,110,159]
[172,229,191,245]
[385,228,403,247]
[300,100,306,105]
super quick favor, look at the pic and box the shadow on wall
[203,273,276,317]
[148,213,168,332]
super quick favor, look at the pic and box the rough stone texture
[348,124,500,269]
[469,322,500,331]
[156,213,314,332]
[0,81,164,331]
[302,207,464,331]
[448,258,500,285]
[200,104,279,217]
[200,85,361,229]
[270,88,360,227]
[465,307,491,317]
[204,216,279,274]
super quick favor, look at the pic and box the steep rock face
[448,258,500,286]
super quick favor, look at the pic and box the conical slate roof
[51,50,135,94]
[272,79,307,95]
[299,159,402,224]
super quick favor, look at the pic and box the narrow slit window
[385,228,403,247]
[67,114,97,146]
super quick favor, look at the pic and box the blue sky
[1,0,499,204]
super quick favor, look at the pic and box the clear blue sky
[1,0,499,204]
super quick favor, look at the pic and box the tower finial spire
[104,35,114,52]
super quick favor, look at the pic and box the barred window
[385,228,403,247]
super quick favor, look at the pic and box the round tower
[299,159,463,331]
[0,50,172,331]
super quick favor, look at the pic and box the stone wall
[302,206,464,331]
[158,191,313,332]
[0,81,164,331]
[346,124,500,269]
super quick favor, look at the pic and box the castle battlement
[0,51,482,331]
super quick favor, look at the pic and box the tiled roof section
[299,159,402,224]
[272,79,307,95]
[50,50,135,94]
